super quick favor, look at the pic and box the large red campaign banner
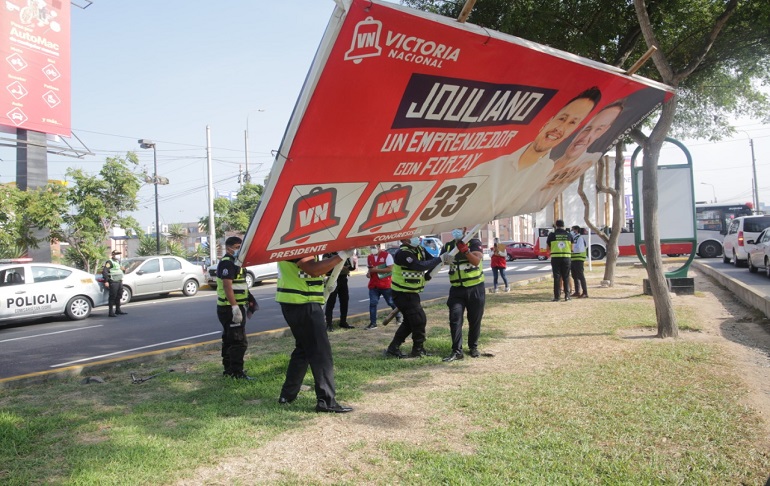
[240,0,674,265]
[0,0,71,136]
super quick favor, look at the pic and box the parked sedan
[98,256,204,304]
[206,261,279,289]
[0,261,107,322]
[506,242,547,261]
[746,228,770,277]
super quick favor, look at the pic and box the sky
[1,0,769,230]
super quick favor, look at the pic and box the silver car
[0,261,108,322]
[206,261,278,289]
[106,256,205,304]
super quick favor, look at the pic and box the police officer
[276,251,355,413]
[570,225,588,298]
[441,229,485,362]
[385,237,443,359]
[102,250,126,317]
[546,220,572,301]
[216,236,252,380]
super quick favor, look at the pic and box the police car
[0,260,108,322]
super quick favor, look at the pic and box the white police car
[0,260,108,322]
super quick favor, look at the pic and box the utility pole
[206,126,217,265]
[750,137,759,211]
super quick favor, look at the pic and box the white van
[722,215,770,266]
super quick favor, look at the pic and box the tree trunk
[639,101,679,339]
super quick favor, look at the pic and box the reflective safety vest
[443,241,484,287]
[550,232,572,258]
[107,259,123,282]
[391,245,426,293]
[217,254,249,306]
[275,258,325,304]
[571,236,587,261]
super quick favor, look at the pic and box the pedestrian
[216,236,253,380]
[546,220,572,301]
[441,229,486,362]
[385,237,443,358]
[570,225,588,298]
[365,244,401,330]
[102,250,127,317]
[323,251,356,331]
[276,250,355,413]
[490,237,510,293]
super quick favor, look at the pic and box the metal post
[206,126,216,265]
[152,143,160,254]
[750,138,759,211]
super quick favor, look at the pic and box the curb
[691,260,770,319]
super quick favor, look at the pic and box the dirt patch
[176,264,770,485]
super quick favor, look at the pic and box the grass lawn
[1,265,768,484]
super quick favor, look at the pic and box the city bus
[695,203,754,258]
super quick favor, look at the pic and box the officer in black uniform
[277,251,355,413]
[102,250,127,317]
[441,229,486,362]
[546,220,572,301]
[216,236,252,380]
[323,251,356,331]
[385,237,443,358]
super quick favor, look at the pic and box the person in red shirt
[490,238,510,293]
[365,244,401,330]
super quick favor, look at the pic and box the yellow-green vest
[391,245,426,293]
[443,241,484,287]
[550,232,572,258]
[217,254,249,306]
[107,259,123,282]
[571,236,587,261]
[276,258,325,304]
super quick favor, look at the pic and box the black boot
[108,306,116,317]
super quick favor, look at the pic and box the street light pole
[750,137,759,211]
[244,109,264,185]
[138,139,161,254]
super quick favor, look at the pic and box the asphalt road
[0,260,553,379]
[695,257,770,292]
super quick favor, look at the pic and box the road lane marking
[0,325,103,343]
[50,331,220,368]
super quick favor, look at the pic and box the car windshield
[121,258,146,274]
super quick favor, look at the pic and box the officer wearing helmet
[385,236,443,358]
[441,228,485,362]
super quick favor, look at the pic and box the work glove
[456,241,470,254]
[231,305,243,324]
[441,252,455,265]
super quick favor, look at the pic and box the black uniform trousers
[447,282,485,353]
[107,281,124,314]
[390,291,427,352]
[280,302,338,408]
[551,257,571,298]
[216,304,248,375]
[571,260,587,296]
[324,273,349,326]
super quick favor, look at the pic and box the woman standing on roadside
[490,238,509,293]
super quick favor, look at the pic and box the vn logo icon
[281,187,341,244]
[344,16,382,64]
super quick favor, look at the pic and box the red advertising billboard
[240,0,674,265]
[0,0,71,136]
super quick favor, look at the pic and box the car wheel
[590,245,606,260]
[723,253,731,264]
[506,254,514,262]
[766,258,770,278]
[65,296,92,320]
[537,255,547,261]
[245,273,254,288]
[120,286,132,305]
[699,241,721,259]
[748,255,758,273]
[733,251,743,268]
[183,279,199,296]
[208,283,217,290]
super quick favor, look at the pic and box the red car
[505,242,548,261]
